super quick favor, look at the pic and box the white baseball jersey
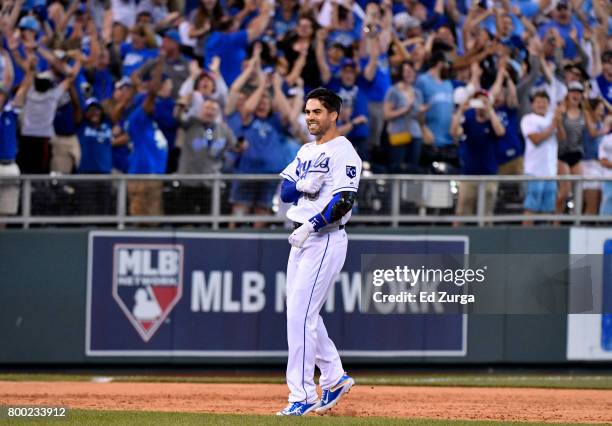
[279,136,362,224]
[279,135,362,405]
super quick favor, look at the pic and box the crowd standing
[0,0,610,224]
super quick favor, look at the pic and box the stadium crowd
[0,0,611,224]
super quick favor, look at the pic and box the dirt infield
[1,381,611,423]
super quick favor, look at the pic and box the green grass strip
[2,410,608,426]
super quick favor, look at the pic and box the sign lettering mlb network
[86,231,468,357]
[113,245,183,342]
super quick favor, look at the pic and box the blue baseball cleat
[316,374,355,414]
[276,401,321,416]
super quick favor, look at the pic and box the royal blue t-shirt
[226,111,242,138]
[121,43,159,77]
[273,8,298,38]
[92,69,114,102]
[460,109,499,175]
[154,97,178,150]
[596,74,612,106]
[113,144,130,173]
[495,106,523,165]
[125,96,168,174]
[538,20,583,59]
[112,103,137,173]
[324,63,344,92]
[337,84,369,139]
[54,97,78,136]
[78,121,113,173]
[235,113,287,173]
[0,103,19,160]
[204,30,249,86]
[328,28,361,48]
[8,43,49,87]
[415,72,454,146]
[358,54,392,102]
[583,122,603,160]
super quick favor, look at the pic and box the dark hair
[531,90,550,102]
[338,4,350,21]
[428,49,449,68]
[194,0,224,29]
[34,77,54,93]
[194,71,216,91]
[296,13,319,39]
[213,15,234,32]
[589,97,605,111]
[305,87,342,116]
[392,60,414,83]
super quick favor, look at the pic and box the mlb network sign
[86,231,468,357]
[113,245,183,342]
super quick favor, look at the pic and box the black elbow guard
[328,191,356,223]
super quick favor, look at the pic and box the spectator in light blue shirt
[204,3,271,86]
[415,50,456,169]
[229,72,292,228]
[415,50,454,146]
[537,0,584,60]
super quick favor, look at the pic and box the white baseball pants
[285,229,347,403]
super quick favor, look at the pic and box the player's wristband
[308,213,328,232]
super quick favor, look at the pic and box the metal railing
[1,173,611,228]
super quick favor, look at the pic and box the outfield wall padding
[0,228,569,364]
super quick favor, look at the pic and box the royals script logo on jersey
[112,245,184,342]
[296,152,330,177]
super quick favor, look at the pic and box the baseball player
[276,88,362,416]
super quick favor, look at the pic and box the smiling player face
[304,99,337,139]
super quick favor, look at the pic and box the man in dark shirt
[76,98,114,214]
[450,90,506,218]
[51,79,83,174]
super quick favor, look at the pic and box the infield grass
[1,373,611,389]
[3,410,609,426]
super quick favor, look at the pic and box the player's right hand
[296,172,325,195]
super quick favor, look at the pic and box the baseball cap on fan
[18,16,40,33]
[340,58,357,69]
[567,81,584,92]
[115,77,134,90]
[469,89,490,109]
[163,29,181,45]
[36,70,55,81]
[393,12,421,35]
[85,97,102,110]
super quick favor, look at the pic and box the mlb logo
[346,165,357,178]
[112,244,184,342]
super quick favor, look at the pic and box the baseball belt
[293,222,345,232]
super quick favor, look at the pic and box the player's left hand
[288,222,314,248]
